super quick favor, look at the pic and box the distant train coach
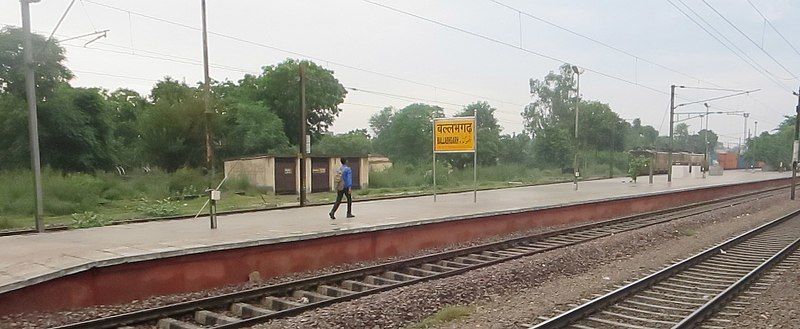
[628,149,707,175]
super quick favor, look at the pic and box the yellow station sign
[433,117,476,152]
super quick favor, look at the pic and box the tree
[218,101,292,158]
[624,118,658,150]
[237,59,346,145]
[138,79,207,171]
[0,27,73,99]
[450,101,501,167]
[371,103,444,164]
[498,133,532,164]
[312,129,372,156]
[106,89,148,168]
[744,116,793,168]
[369,107,394,137]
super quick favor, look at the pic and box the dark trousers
[330,189,352,215]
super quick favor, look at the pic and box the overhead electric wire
[489,0,727,89]
[746,0,800,56]
[79,1,788,123]
[82,0,526,108]
[362,0,667,97]
[700,0,798,80]
[665,0,793,93]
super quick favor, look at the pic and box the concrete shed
[224,155,369,194]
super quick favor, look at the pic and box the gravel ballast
[3,191,794,328]
[258,192,798,328]
[726,251,800,328]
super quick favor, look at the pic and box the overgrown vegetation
[1,27,745,231]
[407,305,474,329]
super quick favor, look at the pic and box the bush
[168,167,206,195]
[71,211,110,228]
[136,198,180,217]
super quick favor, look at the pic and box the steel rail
[53,189,781,329]
[532,208,800,329]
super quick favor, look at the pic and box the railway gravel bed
[723,251,800,328]
[2,189,790,328]
[258,192,797,328]
[0,212,593,328]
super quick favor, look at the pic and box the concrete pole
[201,0,214,177]
[573,69,580,191]
[668,85,675,183]
[21,0,45,233]
[792,87,800,200]
[299,62,308,206]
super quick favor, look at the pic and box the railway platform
[0,169,792,313]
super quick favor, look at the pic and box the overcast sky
[2,0,799,147]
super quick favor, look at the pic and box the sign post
[433,117,477,202]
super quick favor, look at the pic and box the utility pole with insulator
[200,0,214,177]
[299,62,308,206]
[668,85,676,183]
[21,0,45,233]
[792,87,800,200]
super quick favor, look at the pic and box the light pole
[572,65,583,191]
[21,0,45,232]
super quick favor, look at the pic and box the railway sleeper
[341,279,380,292]
[194,310,239,325]
[438,259,469,268]
[157,318,203,329]
[406,266,440,277]
[382,270,421,281]
[453,256,485,265]
[317,284,356,297]
[262,296,303,311]
[365,274,400,285]
[292,289,333,303]
[231,302,274,318]
[421,263,456,272]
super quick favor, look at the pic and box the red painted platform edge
[0,177,790,315]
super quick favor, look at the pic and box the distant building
[223,155,370,195]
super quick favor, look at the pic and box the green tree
[138,78,207,171]
[450,101,501,167]
[0,27,72,99]
[371,103,444,164]
[106,89,148,168]
[744,116,793,168]
[498,133,532,164]
[312,129,372,156]
[218,101,292,158]
[237,59,346,145]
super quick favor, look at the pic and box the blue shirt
[341,165,353,189]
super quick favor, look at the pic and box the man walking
[329,158,355,219]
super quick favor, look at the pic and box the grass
[0,160,626,231]
[407,305,474,329]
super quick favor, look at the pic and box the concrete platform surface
[0,170,789,295]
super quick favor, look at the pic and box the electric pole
[792,87,800,200]
[668,85,676,183]
[201,0,214,177]
[572,66,583,190]
[21,0,45,233]
[299,62,308,206]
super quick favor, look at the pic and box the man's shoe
[329,212,336,220]
[347,214,355,218]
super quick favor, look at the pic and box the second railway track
[55,188,784,329]
[532,203,800,329]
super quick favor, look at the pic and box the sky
[2,0,799,148]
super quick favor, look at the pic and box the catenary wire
[746,0,800,56]
[700,0,798,80]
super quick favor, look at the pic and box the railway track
[54,189,782,329]
[531,208,800,329]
